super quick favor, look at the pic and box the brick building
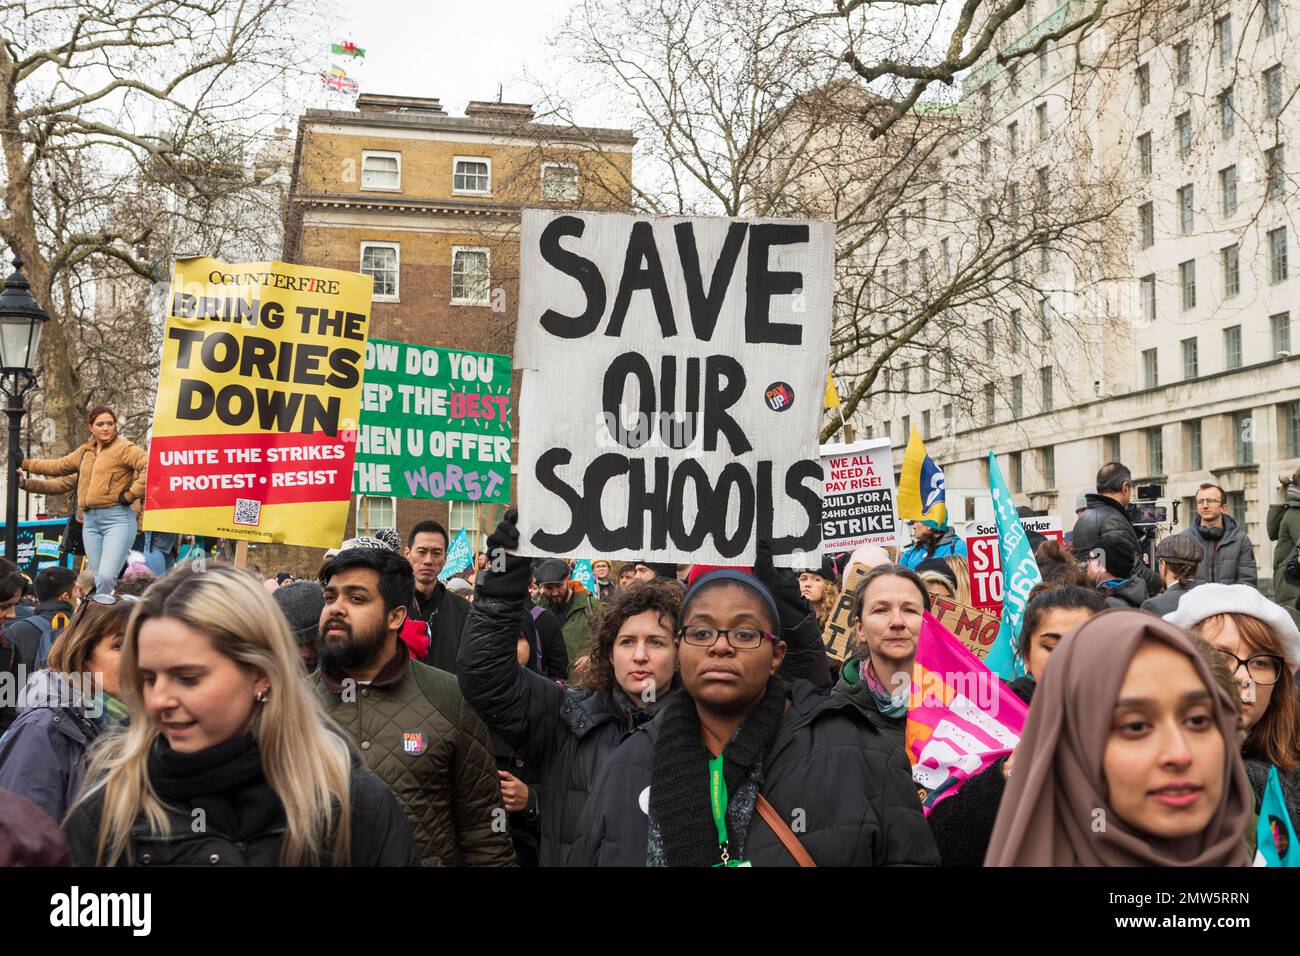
[264,94,634,575]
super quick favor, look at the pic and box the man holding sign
[513,211,832,567]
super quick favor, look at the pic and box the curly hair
[575,578,681,694]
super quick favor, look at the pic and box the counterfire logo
[49,886,151,936]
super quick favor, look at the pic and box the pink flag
[905,611,1030,814]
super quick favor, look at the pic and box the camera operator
[1070,461,1161,598]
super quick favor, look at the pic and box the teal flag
[984,452,1041,680]
[571,558,596,593]
[438,529,473,582]
[1254,765,1299,866]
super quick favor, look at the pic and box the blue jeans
[83,505,137,595]
[139,531,177,577]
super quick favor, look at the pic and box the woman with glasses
[0,597,135,823]
[568,568,937,866]
[62,566,418,866]
[1165,584,1300,824]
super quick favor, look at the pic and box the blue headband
[680,569,780,632]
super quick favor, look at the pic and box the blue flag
[1255,765,1299,866]
[984,452,1042,680]
[438,529,473,582]
[571,558,596,593]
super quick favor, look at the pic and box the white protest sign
[515,210,833,565]
[820,439,899,551]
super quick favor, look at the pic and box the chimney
[464,101,535,122]
[354,93,447,115]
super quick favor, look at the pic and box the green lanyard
[709,753,730,863]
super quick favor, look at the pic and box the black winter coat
[64,758,420,867]
[1071,494,1160,596]
[409,582,472,675]
[567,679,939,866]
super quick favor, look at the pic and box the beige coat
[21,436,148,520]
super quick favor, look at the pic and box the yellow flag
[823,370,841,409]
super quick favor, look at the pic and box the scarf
[147,733,283,842]
[863,659,909,718]
[99,692,129,727]
[646,675,790,867]
[986,609,1252,866]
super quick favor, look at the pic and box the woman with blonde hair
[63,566,418,866]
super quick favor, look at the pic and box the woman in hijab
[987,608,1252,866]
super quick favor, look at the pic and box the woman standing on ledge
[19,406,148,595]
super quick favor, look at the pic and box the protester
[73,570,96,604]
[136,531,179,577]
[447,577,474,601]
[1081,532,1149,609]
[1062,489,1092,548]
[899,519,967,570]
[616,563,637,591]
[2,566,76,673]
[1070,461,1160,597]
[62,566,418,866]
[941,555,974,606]
[0,570,37,733]
[0,787,72,866]
[569,567,938,866]
[1170,483,1258,587]
[0,598,134,823]
[1269,469,1300,608]
[313,547,514,866]
[1034,539,1086,587]
[797,559,839,630]
[834,564,929,749]
[1140,535,1204,616]
[535,558,603,675]
[272,580,326,672]
[404,520,472,674]
[916,557,958,605]
[926,586,1104,865]
[986,610,1252,866]
[18,407,148,595]
[1166,584,1300,823]
[591,559,618,602]
[113,567,156,599]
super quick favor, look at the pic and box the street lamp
[0,252,48,565]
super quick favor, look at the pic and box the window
[941,237,950,273]
[941,184,949,217]
[979,139,991,176]
[1041,446,1056,488]
[1140,275,1156,326]
[1036,103,1049,141]
[944,403,954,435]
[902,366,911,391]
[1010,451,1023,492]
[923,410,931,438]
[361,151,401,190]
[1142,347,1159,388]
[1040,243,1051,272]
[1178,184,1194,234]
[1234,410,1254,464]
[1011,375,1024,417]
[1272,312,1292,354]
[1040,366,1053,411]
[1139,202,1154,248]
[1106,433,1122,462]
[1011,254,1022,281]
[1216,15,1232,69]
[356,496,396,535]
[1222,244,1240,297]
[985,383,996,422]
[1007,183,1019,223]
[1265,0,1281,38]
[1036,166,1049,203]
[1225,324,1243,369]
[1220,165,1238,216]
[1039,49,1049,81]
[1179,259,1196,310]
[922,361,931,390]
[1137,63,1151,106]
[1148,428,1164,474]
[1265,65,1283,118]
[448,501,481,553]
[919,198,927,221]
[1187,419,1203,470]
[1138,132,1153,176]
[1270,227,1289,284]
[1008,121,1019,157]
[451,247,491,304]
[1040,297,1051,340]
[1285,401,1300,458]
[1010,308,1022,350]
[1175,42,1190,87]
[360,242,399,301]
[902,414,911,438]
[453,156,491,194]
[1182,336,1199,378]
[541,162,579,201]
[1175,112,1192,160]
[919,249,930,282]
[1219,87,1235,139]
[984,319,995,359]
[1266,145,1285,200]
[1009,61,1020,91]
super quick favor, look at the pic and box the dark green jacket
[311,640,515,867]
[1268,492,1300,605]
[539,587,603,671]
[833,658,907,752]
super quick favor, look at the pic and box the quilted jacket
[312,639,515,867]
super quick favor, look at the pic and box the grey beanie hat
[273,580,326,645]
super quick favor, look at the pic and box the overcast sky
[325,0,581,119]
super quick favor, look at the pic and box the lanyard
[709,752,730,863]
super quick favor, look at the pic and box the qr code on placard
[233,498,261,526]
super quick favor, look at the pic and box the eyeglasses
[89,594,139,605]
[676,626,777,649]
[1195,498,1224,506]
[1214,648,1285,686]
